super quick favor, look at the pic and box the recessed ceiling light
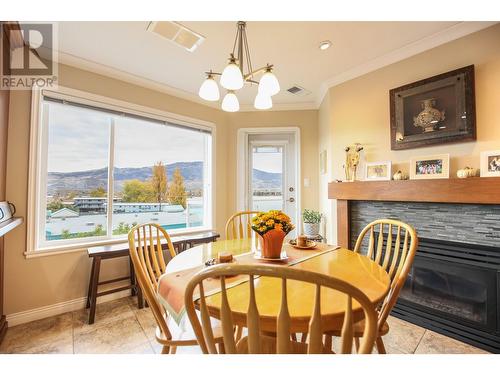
[319,40,332,51]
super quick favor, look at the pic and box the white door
[246,132,298,236]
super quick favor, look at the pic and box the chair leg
[324,335,332,351]
[354,337,360,352]
[170,346,177,354]
[161,345,170,354]
[376,337,386,354]
[235,326,243,342]
[218,342,225,354]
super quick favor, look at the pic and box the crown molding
[58,51,222,110]
[58,21,497,113]
[58,52,317,112]
[315,21,498,108]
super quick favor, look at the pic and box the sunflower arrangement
[251,210,294,236]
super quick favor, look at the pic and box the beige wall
[3,64,319,315]
[319,24,500,243]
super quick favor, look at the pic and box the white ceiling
[45,21,495,110]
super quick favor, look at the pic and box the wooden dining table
[159,238,390,333]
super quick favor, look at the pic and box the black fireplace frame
[390,237,500,353]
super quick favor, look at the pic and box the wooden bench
[86,230,220,324]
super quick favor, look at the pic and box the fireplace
[348,201,500,352]
[392,238,500,353]
[328,178,500,353]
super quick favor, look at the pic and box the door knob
[287,197,295,203]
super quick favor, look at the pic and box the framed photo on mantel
[390,65,476,150]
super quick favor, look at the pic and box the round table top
[166,239,390,332]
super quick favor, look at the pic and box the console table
[86,230,220,324]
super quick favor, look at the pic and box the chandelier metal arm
[205,64,272,84]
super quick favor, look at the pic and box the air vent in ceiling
[286,85,311,97]
[146,21,205,52]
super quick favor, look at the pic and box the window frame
[27,86,216,257]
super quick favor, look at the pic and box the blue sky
[46,102,207,172]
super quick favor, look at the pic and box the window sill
[24,226,216,259]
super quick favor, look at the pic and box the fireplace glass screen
[399,256,496,329]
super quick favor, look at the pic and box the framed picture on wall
[364,161,392,181]
[390,65,476,150]
[480,150,500,177]
[319,150,327,175]
[410,154,450,180]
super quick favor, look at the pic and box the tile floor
[0,296,489,354]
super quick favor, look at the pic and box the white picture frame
[410,154,450,180]
[364,161,392,181]
[480,150,500,177]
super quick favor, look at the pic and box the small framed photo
[410,154,450,180]
[365,161,392,181]
[480,150,500,177]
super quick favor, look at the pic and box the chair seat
[236,335,335,354]
[155,315,224,346]
[325,320,389,338]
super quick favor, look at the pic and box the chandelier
[198,21,280,112]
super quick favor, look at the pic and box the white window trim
[26,85,216,258]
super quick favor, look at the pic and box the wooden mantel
[328,177,500,248]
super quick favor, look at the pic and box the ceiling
[40,21,496,110]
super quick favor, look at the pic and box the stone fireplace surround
[328,178,500,353]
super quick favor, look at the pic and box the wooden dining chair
[225,211,260,240]
[184,263,379,354]
[128,223,223,354]
[324,219,418,354]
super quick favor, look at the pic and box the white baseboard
[6,289,132,327]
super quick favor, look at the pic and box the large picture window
[29,87,213,253]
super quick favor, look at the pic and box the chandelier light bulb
[221,91,240,112]
[258,69,280,96]
[220,57,244,90]
[254,93,272,110]
[198,75,220,101]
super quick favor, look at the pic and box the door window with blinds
[30,89,213,252]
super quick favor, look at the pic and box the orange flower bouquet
[251,210,294,258]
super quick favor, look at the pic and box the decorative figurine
[344,143,364,182]
[457,167,476,178]
[393,170,408,180]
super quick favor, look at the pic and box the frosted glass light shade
[258,71,280,96]
[254,93,272,110]
[221,91,240,112]
[220,62,244,90]
[198,77,220,101]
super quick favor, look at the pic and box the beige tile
[134,307,157,339]
[73,298,134,333]
[0,312,73,354]
[74,315,150,354]
[415,330,489,354]
[12,337,74,354]
[382,316,426,353]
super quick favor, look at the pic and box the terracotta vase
[258,229,286,258]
